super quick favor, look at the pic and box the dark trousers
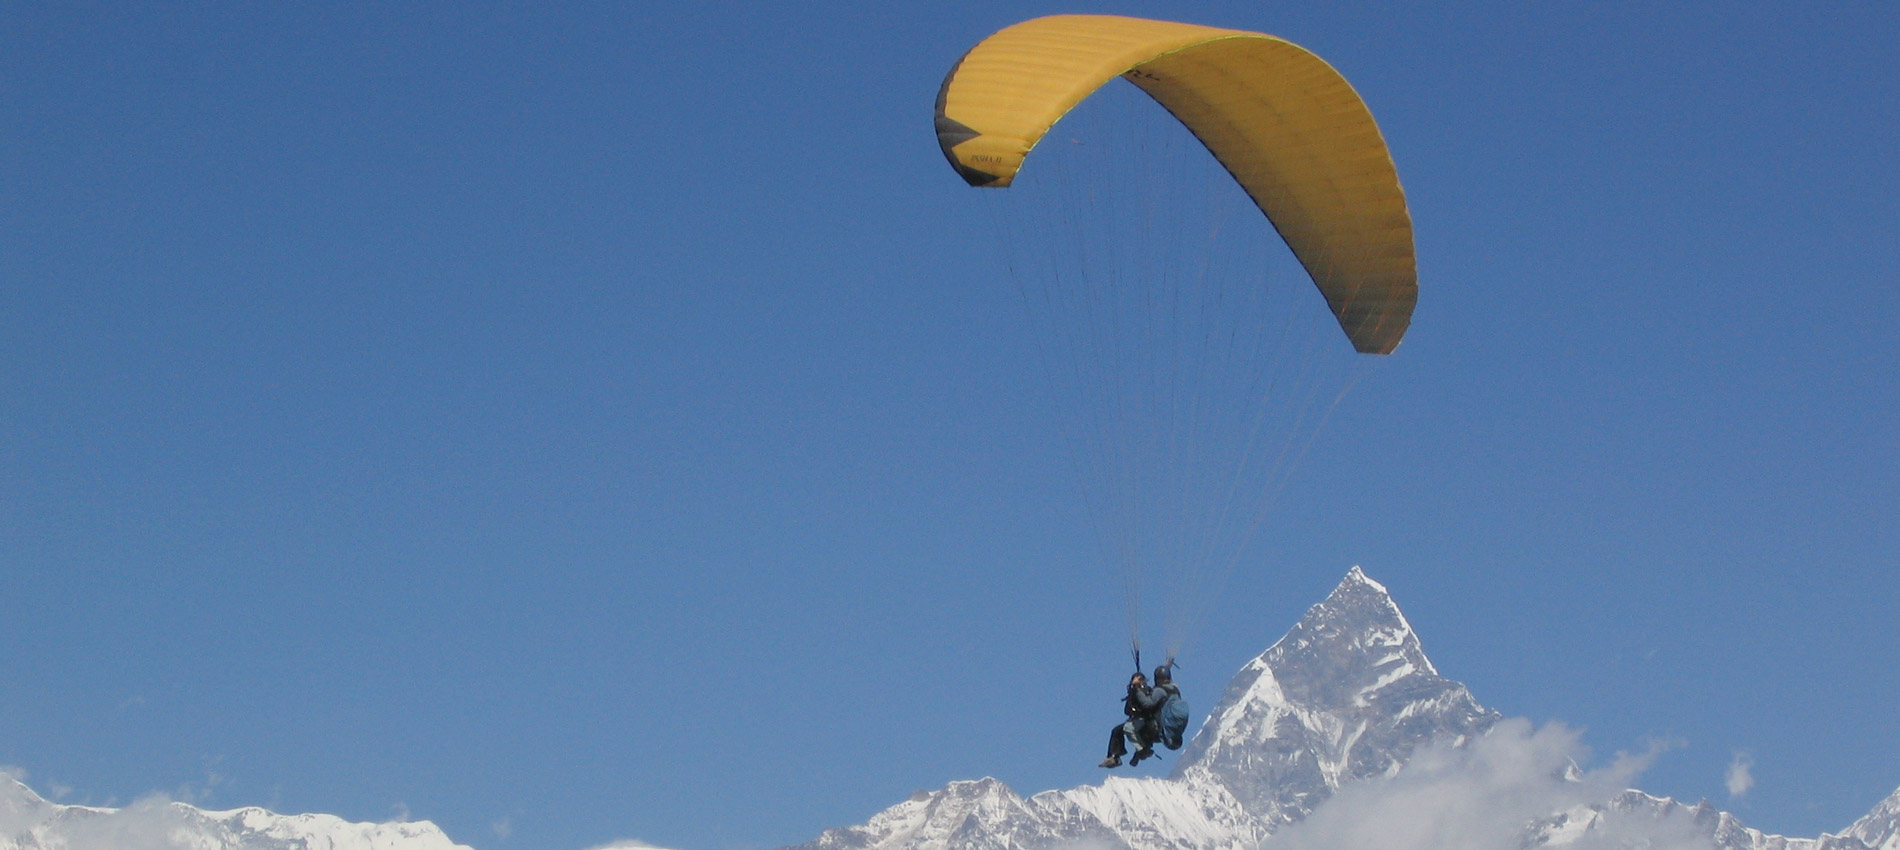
[1106,718,1153,758]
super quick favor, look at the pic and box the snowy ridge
[1047,776,1253,850]
[1846,787,1900,850]
[788,778,1119,850]
[1531,789,1900,850]
[0,776,470,850]
[784,568,1900,850]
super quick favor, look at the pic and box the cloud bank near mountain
[1263,719,1711,850]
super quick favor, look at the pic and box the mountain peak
[1171,568,1495,825]
[1318,566,1417,638]
[1289,563,1437,682]
[1183,568,1446,760]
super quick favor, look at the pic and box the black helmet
[1153,665,1172,684]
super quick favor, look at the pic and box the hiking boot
[1098,756,1121,768]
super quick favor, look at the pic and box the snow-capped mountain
[1846,788,1900,850]
[1170,565,1497,831]
[0,776,470,850]
[1530,789,1900,850]
[785,567,1900,850]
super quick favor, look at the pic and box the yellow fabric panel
[935,16,1247,185]
[936,14,1416,354]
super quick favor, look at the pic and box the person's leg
[1101,724,1129,767]
[1129,720,1155,764]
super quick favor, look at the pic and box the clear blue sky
[3,3,1895,850]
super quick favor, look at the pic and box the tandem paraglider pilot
[1100,665,1187,768]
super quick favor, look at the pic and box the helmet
[1153,665,1172,684]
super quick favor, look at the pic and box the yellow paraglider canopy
[935,14,1417,354]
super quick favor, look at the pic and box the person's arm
[1134,686,1165,713]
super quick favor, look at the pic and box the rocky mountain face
[785,568,1900,850]
[1169,566,1498,833]
[1846,789,1900,850]
[0,776,470,850]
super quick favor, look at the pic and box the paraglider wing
[935,14,1417,354]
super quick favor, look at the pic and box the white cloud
[584,841,677,850]
[0,783,198,850]
[1726,752,1755,798]
[1262,718,1714,850]
[43,793,201,850]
